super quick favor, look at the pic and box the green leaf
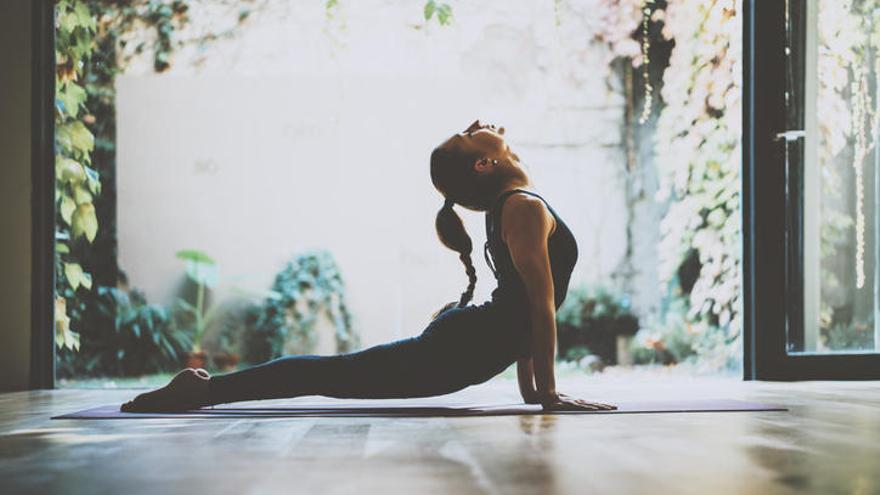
[59,12,78,34]
[64,325,81,351]
[54,295,75,350]
[424,0,435,20]
[64,262,84,291]
[61,268,91,293]
[83,165,101,194]
[57,156,86,184]
[59,82,87,118]
[80,270,92,290]
[176,249,216,264]
[437,4,452,25]
[69,121,94,153]
[56,242,70,254]
[57,122,94,157]
[74,1,96,32]
[60,195,76,224]
[73,183,93,205]
[71,203,98,242]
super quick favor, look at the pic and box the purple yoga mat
[52,399,785,419]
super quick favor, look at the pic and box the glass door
[744,0,880,379]
[786,0,880,356]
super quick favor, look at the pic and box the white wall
[115,0,635,349]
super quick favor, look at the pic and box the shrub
[556,285,640,364]
[630,297,699,366]
[57,286,190,377]
[243,250,358,363]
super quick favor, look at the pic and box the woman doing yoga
[121,119,616,413]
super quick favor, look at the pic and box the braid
[434,199,478,316]
[458,252,477,307]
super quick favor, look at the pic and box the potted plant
[212,312,242,371]
[174,249,219,369]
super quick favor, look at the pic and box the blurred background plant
[172,249,220,362]
[556,285,640,367]
[57,285,190,377]
[243,250,358,364]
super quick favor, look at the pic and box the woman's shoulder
[499,191,556,239]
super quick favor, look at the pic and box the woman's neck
[495,178,532,199]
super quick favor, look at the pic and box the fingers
[563,400,617,411]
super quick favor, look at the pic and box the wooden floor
[0,375,878,495]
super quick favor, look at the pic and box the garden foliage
[556,285,639,365]
[243,250,359,364]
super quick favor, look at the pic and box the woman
[121,120,615,413]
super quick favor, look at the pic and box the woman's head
[429,120,529,313]
[430,120,528,211]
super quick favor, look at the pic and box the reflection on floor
[1,376,878,494]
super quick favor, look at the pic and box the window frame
[742,0,880,380]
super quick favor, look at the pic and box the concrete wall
[115,0,649,349]
[0,0,33,390]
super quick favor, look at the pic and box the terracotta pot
[213,353,240,371]
[184,351,208,369]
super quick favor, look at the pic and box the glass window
[788,0,880,354]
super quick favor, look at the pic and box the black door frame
[31,0,56,390]
[742,0,880,380]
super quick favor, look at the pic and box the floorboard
[1,376,878,494]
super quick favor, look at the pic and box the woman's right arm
[503,194,616,412]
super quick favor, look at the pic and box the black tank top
[484,189,579,313]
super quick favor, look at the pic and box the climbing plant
[53,0,262,357]
[54,0,99,352]
[424,0,453,26]
[595,0,741,370]
[653,1,742,369]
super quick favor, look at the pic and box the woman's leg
[121,304,514,411]
[205,334,462,406]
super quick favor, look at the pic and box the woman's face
[441,119,522,172]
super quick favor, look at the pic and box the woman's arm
[502,194,559,402]
[502,194,616,412]
[517,358,539,403]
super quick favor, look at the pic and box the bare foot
[120,368,211,413]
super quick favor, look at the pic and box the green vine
[424,0,453,26]
[54,0,258,355]
[54,0,99,351]
[654,1,742,369]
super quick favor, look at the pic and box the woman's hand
[538,392,616,412]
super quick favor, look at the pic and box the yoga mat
[53,399,785,419]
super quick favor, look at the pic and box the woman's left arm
[517,358,539,404]
[502,195,560,403]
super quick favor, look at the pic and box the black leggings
[205,303,523,405]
